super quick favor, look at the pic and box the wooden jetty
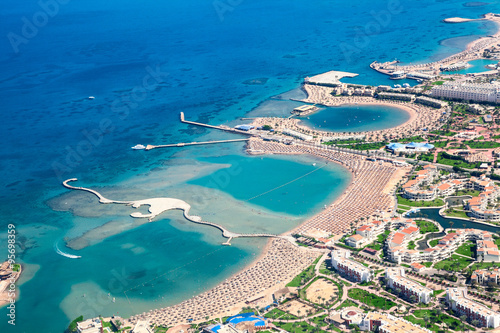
[145,138,249,151]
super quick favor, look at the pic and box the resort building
[292,105,319,114]
[281,128,313,141]
[377,92,415,102]
[132,320,154,333]
[471,268,500,285]
[431,82,500,103]
[406,72,436,81]
[477,239,500,262]
[388,229,498,264]
[401,165,439,201]
[345,219,389,248]
[234,124,255,131]
[415,96,447,108]
[345,234,369,248]
[386,142,435,154]
[77,318,103,333]
[385,267,432,304]
[446,287,500,328]
[358,312,432,333]
[465,175,500,222]
[410,262,427,273]
[331,249,372,283]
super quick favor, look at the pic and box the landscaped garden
[347,288,396,310]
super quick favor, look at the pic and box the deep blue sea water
[1,0,500,332]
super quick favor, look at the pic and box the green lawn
[274,321,329,333]
[308,314,328,327]
[347,288,396,310]
[343,142,388,151]
[397,195,444,208]
[264,308,297,320]
[423,262,433,268]
[463,140,500,149]
[432,81,445,85]
[416,220,439,234]
[431,141,449,148]
[455,241,474,257]
[436,152,481,169]
[444,208,469,219]
[429,239,439,247]
[404,315,441,332]
[413,309,474,332]
[434,254,473,271]
[433,290,445,297]
[454,189,480,197]
[408,241,416,250]
[418,152,435,162]
[286,255,321,287]
[470,261,500,271]
[335,299,358,310]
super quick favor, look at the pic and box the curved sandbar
[63,178,280,245]
[443,17,483,23]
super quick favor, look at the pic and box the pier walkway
[180,112,254,136]
[63,179,281,245]
[145,139,249,150]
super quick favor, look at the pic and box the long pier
[180,112,254,136]
[145,139,249,151]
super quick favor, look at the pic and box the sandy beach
[133,137,408,328]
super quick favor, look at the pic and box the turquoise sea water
[299,105,411,133]
[443,58,499,74]
[1,0,500,332]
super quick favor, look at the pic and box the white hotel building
[447,287,500,328]
[385,267,432,304]
[331,249,372,283]
[431,82,500,103]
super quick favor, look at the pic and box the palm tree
[423,313,431,328]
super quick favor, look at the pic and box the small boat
[88,96,95,100]
[112,297,115,303]
[312,163,317,166]
[131,144,146,150]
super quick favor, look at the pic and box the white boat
[131,144,146,150]
[88,96,95,100]
[312,163,316,166]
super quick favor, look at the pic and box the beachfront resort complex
[12,2,500,333]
